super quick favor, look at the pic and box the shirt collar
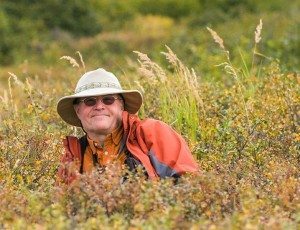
[87,125,124,152]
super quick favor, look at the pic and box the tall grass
[0,21,299,229]
[133,46,203,143]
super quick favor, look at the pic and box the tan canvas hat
[57,68,143,127]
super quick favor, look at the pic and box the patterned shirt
[82,125,127,173]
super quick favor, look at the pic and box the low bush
[0,20,299,229]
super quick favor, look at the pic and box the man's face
[74,94,124,137]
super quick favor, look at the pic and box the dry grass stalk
[1,73,25,119]
[255,19,263,44]
[7,75,16,118]
[206,27,251,130]
[134,80,145,94]
[252,19,265,76]
[162,46,190,85]
[60,56,80,68]
[207,27,225,50]
[25,78,35,106]
[161,46,205,115]
[8,72,24,87]
[162,46,193,89]
[133,51,166,82]
[0,90,9,108]
[161,45,181,68]
[76,51,86,72]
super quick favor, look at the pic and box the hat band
[75,82,122,93]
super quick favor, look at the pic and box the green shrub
[0,9,299,229]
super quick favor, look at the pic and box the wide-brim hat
[57,68,143,127]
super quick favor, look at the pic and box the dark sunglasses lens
[83,98,97,106]
[102,96,115,105]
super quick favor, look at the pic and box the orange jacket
[57,111,199,184]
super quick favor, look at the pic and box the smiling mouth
[91,114,109,118]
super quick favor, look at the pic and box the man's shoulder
[63,135,81,145]
[62,135,85,160]
[124,112,174,136]
[137,117,173,132]
[63,135,85,150]
[64,135,80,141]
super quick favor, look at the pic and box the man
[57,68,198,184]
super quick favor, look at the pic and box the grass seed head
[60,56,80,68]
[207,27,225,50]
[255,19,263,44]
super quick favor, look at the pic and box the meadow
[0,1,299,229]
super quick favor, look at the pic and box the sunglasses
[77,95,122,107]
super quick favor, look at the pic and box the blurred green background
[0,0,299,77]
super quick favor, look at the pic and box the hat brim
[57,88,143,127]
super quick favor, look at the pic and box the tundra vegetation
[0,0,299,229]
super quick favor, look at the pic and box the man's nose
[94,98,105,109]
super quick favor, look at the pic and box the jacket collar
[122,111,140,136]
